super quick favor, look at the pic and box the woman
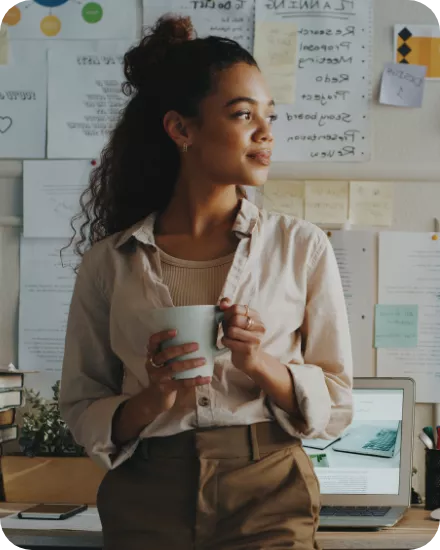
[60,15,353,550]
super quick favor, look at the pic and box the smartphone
[17,503,88,520]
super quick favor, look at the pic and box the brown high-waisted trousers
[97,422,321,550]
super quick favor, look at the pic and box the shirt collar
[113,198,260,250]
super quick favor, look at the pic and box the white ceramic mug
[147,305,227,380]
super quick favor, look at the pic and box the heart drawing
[0,117,13,134]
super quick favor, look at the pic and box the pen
[419,431,434,450]
[423,426,435,446]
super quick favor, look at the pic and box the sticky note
[0,24,8,65]
[254,21,297,104]
[263,180,304,218]
[305,181,349,224]
[349,181,394,226]
[374,305,419,348]
[395,25,440,80]
[380,62,426,108]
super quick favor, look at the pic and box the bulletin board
[1,0,439,390]
[0,0,440,495]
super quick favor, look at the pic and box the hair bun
[124,15,194,94]
[150,14,194,46]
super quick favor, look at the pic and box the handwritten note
[378,233,440,402]
[254,21,298,103]
[24,161,91,238]
[349,181,394,226]
[380,63,426,108]
[144,0,255,52]
[48,43,130,159]
[375,305,419,349]
[19,238,76,398]
[255,0,372,162]
[263,180,304,218]
[0,42,47,158]
[305,180,348,224]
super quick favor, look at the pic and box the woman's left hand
[219,297,266,376]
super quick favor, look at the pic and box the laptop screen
[303,388,404,495]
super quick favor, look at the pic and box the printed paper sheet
[256,0,373,162]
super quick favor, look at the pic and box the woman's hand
[112,330,210,446]
[217,298,301,418]
[144,329,211,415]
[219,298,266,376]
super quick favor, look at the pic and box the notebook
[302,377,415,530]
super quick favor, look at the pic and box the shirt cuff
[268,363,332,439]
[76,395,140,470]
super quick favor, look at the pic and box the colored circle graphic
[2,6,21,26]
[34,0,69,6]
[82,3,103,24]
[40,15,62,36]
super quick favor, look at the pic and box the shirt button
[198,397,210,407]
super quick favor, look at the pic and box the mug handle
[214,309,229,357]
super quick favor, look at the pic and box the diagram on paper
[2,0,138,39]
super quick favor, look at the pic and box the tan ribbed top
[159,249,235,306]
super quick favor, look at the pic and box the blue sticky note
[374,305,418,348]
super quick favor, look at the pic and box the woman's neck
[157,179,241,239]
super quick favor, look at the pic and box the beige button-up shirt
[60,199,353,470]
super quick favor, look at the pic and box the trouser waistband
[135,422,300,462]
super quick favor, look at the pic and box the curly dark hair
[69,15,258,259]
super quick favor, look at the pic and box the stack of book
[0,370,24,446]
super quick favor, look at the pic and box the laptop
[302,377,415,530]
[332,420,402,459]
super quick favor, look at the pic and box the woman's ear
[163,111,192,150]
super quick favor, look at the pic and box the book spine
[0,409,15,426]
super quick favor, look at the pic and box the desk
[0,504,438,550]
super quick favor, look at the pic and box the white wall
[1,0,440,496]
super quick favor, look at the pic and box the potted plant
[0,382,105,504]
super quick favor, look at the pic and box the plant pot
[0,456,106,504]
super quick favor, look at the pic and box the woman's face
[186,62,276,188]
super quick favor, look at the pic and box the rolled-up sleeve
[60,252,138,470]
[270,232,353,439]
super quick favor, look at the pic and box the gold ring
[245,316,254,330]
[244,304,249,316]
[148,354,163,369]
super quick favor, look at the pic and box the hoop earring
[182,143,188,153]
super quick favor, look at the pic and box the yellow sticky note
[349,181,394,226]
[263,180,305,218]
[396,27,440,79]
[254,21,297,104]
[0,24,8,65]
[305,181,349,224]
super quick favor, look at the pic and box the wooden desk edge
[316,508,439,550]
[0,505,438,549]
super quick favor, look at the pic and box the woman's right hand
[144,329,211,414]
[112,330,210,446]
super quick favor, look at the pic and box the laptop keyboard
[320,506,391,517]
[363,429,397,452]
